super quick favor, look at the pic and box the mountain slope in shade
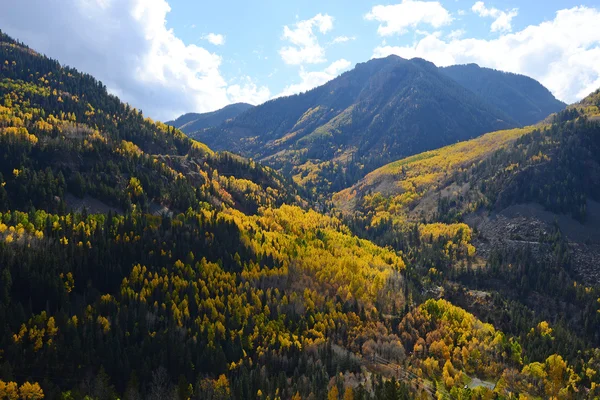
[194,55,517,194]
[166,102,254,134]
[441,64,566,126]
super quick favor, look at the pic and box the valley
[0,28,599,400]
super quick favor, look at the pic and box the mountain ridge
[194,55,519,194]
[441,63,566,126]
[2,29,600,400]
[166,102,254,134]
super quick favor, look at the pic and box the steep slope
[195,55,516,194]
[335,93,600,345]
[166,102,253,134]
[336,111,600,281]
[0,31,411,399]
[441,64,566,125]
[568,87,600,118]
[335,93,600,258]
[335,98,600,230]
[334,96,600,397]
[2,31,600,400]
[0,32,300,215]
[334,125,537,218]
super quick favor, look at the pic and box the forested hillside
[334,95,600,399]
[2,30,600,400]
[441,64,566,126]
[335,97,600,231]
[0,31,301,216]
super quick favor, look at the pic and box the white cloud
[365,0,453,36]
[204,33,225,45]
[0,0,267,120]
[447,29,465,40]
[472,1,518,33]
[279,13,334,65]
[277,59,352,97]
[227,76,271,104]
[331,36,356,44]
[371,6,600,103]
[277,13,349,97]
[415,29,436,37]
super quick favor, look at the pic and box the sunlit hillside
[1,28,600,400]
[336,90,600,228]
[334,126,538,223]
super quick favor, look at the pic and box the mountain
[441,64,566,126]
[335,92,600,263]
[0,33,300,216]
[166,102,253,134]
[195,55,517,194]
[569,87,600,117]
[2,30,600,400]
[0,31,407,398]
[334,95,600,371]
[335,91,600,233]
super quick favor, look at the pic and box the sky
[2,0,600,121]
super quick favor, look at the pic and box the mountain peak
[194,55,521,194]
[408,57,437,66]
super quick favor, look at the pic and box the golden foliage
[400,299,521,383]
[327,385,339,400]
[0,380,20,400]
[18,382,44,400]
[419,223,476,259]
[334,126,539,223]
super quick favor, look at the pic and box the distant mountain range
[166,102,253,134]
[189,55,565,194]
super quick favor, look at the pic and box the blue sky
[2,0,600,120]
[165,0,600,98]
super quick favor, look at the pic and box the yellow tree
[19,382,44,399]
[343,387,354,400]
[214,374,230,399]
[0,380,19,400]
[545,354,578,399]
[127,177,144,197]
[442,360,460,388]
[327,386,339,400]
